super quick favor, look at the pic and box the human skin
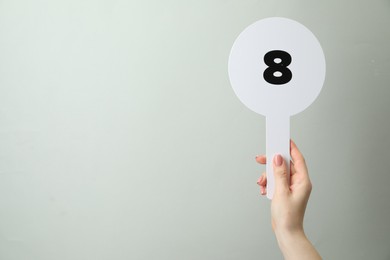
[256,140,322,260]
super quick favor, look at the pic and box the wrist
[275,228,306,252]
[275,228,321,260]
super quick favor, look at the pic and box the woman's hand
[256,140,321,260]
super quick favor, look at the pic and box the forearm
[275,229,321,260]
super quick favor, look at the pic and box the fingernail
[274,154,283,166]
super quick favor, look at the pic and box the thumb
[273,154,290,195]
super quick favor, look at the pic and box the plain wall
[1,0,390,259]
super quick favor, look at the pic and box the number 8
[263,50,292,85]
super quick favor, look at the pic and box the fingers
[257,172,267,195]
[290,140,304,162]
[257,141,309,198]
[273,154,290,195]
[290,160,297,176]
[257,140,304,166]
[256,155,267,195]
[290,140,308,177]
[255,155,266,165]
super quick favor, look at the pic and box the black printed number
[263,50,292,85]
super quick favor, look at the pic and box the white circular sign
[228,17,326,116]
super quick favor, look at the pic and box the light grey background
[1,0,390,259]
